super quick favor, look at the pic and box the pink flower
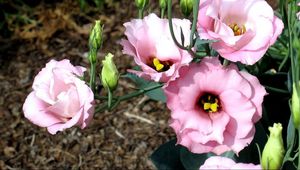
[23,59,94,135]
[200,156,262,169]
[120,13,192,83]
[164,57,267,155]
[197,0,284,65]
[297,3,300,20]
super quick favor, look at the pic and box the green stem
[138,9,144,19]
[298,129,300,169]
[161,8,165,18]
[188,0,200,50]
[278,52,289,72]
[89,61,96,92]
[108,90,113,109]
[264,85,290,94]
[167,0,186,50]
[287,2,296,84]
[167,0,196,57]
[223,59,229,66]
[111,83,163,110]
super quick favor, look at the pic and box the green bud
[101,53,119,91]
[159,0,167,10]
[180,0,194,17]
[89,20,103,51]
[292,82,300,129]
[135,0,149,10]
[261,123,285,170]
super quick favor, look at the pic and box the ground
[0,1,174,169]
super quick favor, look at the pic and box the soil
[0,0,278,169]
[0,1,174,169]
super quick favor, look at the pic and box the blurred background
[0,0,280,169]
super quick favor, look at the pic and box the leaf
[282,109,296,166]
[123,73,166,102]
[150,139,184,170]
[180,147,216,170]
[145,86,166,102]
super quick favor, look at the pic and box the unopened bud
[135,0,149,10]
[180,0,194,17]
[261,123,285,170]
[101,53,119,91]
[89,20,103,51]
[292,82,300,128]
[159,0,167,10]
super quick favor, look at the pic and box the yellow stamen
[153,58,164,71]
[200,94,220,113]
[204,103,211,110]
[203,102,219,113]
[229,23,247,36]
[210,103,218,112]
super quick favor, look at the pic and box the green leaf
[180,147,214,170]
[282,110,296,166]
[150,139,184,170]
[123,73,166,102]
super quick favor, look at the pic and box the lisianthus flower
[120,13,192,83]
[23,59,94,134]
[197,0,284,65]
[297,3,300,20]
[200,156,262,169]
[164,57,267,155]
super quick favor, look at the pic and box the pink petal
[23,92,62,127]
[220,90,256,138]
[47,107,84,135]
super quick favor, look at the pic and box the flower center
[228,23,246,36]
[149,57,172,72]
[199,93,220,113]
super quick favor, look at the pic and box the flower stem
[223,59,229,66]
[167,0,197,58]
[298,129,300,169]
[111,83,163,110]
[108,89,113,109]
[138,9,144,19]
[264,85,289,94]
[89,53,96,92]
[161,8,165,18]
[188,0,200,50]
[167,0,186,50]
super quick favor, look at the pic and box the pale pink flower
[23,59,94,134]
[197,0,284,65]
[200,156,262,169]
[164,57,267,155]
[297,3,300,20]
[120,13,192,83]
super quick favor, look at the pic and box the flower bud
[135,0,149,10]
[101,53,119,91]
[261,123,285,170]
[159,0,167,10]
[89,20,103,51]
[180,0,194,17]
[292,82,300,128]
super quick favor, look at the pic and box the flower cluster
[22,0,286,169]
[120,0,283,168]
